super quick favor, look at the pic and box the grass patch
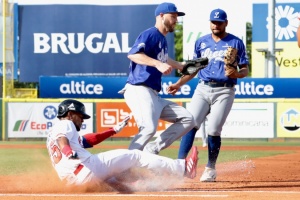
[0,148,50,175]
[0,139,296,175]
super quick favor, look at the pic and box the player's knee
[178,114,196,127]
[131,149,143,156]
[139,125,157,136]
[208,132,221,137]
[126,149,143,162]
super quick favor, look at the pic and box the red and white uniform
[47,120,186,186]
[46,120,92,185]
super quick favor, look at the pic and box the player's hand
[113,115,131,133]
[155,62,173,75]
[167,84,180,95]
[177,61,186,72]
[68,150,78,159]
[225,65,238,78]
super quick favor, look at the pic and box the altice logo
[235,81,274,96]
[59,81,104,95]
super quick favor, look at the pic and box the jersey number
[48,142,62,165]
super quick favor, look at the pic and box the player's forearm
[82,116,130,147]
[57,136,70,150]
[176,74,196,86]
[82,128,116,147]
[167,58,184,70]
[57,136,76,158]
[128,53,161,67]
[237,65,249,78]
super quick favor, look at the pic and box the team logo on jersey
[201,48,226,62]
[157,48,168,62]
[78,136,84,147]
[138,43,145,49]
[222,43,231,48]
[200,43,206,49]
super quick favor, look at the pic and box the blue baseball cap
[210,8,227,22]
[155,2,185,17]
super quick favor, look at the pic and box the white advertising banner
[8,102,93,138]
[190,102,275,138]
[221,103,274,138]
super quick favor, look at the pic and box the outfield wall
[2,98,300,140]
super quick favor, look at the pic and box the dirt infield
[1,145,300,200]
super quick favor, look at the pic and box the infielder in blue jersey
[168,8,249,182]
[119,2,196,154]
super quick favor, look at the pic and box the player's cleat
[184,146,198,179]
[200,167,217,182]
[202,139,207,147]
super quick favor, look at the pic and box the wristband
[62,145,73,157]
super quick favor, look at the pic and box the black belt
[203,81,235,88]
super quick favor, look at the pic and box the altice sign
[39,76,300,99]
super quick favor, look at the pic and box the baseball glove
[224,46,238,67]
[181,57,209,75]
[224,47,238,77]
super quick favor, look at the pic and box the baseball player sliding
[46,99,198,189]
[168,8,249,182]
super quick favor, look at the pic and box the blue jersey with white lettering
[127,27,168,92]
[194,33,249,84]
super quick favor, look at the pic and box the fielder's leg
[204,87,234,169]
[200,120,207,147]
[206,135,221,169]
[178,83,210,159]
[177,128,197,159]
[144,101,196,154]
[123,84,161,150]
